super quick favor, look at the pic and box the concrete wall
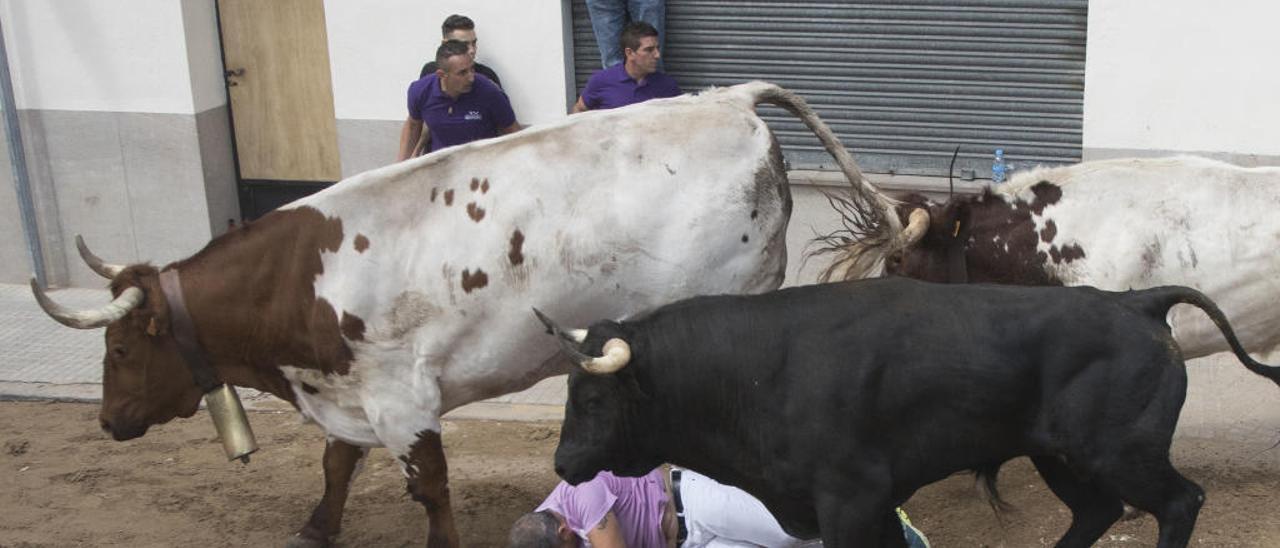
[325,0,572,177]
[0,0,236,287]
[1083,0,1280,164]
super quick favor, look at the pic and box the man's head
[507,510,579,548]
[620,21,661,77]
[441,14,479,60]
[435,40,476,97]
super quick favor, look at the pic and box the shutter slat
[570,0,1086,177]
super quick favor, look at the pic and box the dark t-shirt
[419,61,502,88]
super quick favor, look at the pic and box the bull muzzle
[532,308,633,374]
[100,416,150,441]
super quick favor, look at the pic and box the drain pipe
[0,16,46,288]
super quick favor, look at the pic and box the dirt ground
[2,401,1279,547]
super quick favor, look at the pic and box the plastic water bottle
[991,148,1007,184]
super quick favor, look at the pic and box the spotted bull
[816,156,1280,359]
[30,81,883,547]
[539,277,1280,547]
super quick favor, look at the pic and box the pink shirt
[536,469,669,547]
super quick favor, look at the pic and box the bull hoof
[285,531,332,548]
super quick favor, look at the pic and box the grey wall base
[1084,147,1280,167]
[0,106,237,287]
[337,118,402,179]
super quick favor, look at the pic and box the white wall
[0,0,216,114]
[180,0,229,113]
[325,0,570,125]
[1083,0,1280,158]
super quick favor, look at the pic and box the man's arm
[572,96,589,114]
[487,85,520,137]
[397,117,424,162]
[584,511,626,548]
[412,127,431,157]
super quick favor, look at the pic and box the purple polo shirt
[536,469,668,547]
[580,63,682,110]
[407,73,516,152]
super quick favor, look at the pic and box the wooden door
[218,0,341,182]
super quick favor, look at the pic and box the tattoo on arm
[596,514,609,530]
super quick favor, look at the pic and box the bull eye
[111,345,127,359]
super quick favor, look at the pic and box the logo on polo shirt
[464,110,482,121]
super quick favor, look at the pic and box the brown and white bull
[817,156,1280,359]
[30,82,889,547]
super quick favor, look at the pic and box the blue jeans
[898,508,931,548]
[584,0,665,68]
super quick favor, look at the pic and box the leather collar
[158,269,222,393]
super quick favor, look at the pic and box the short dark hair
[507,511,560,548]
[620,21,659,54]
[435,40,471,68]
[442,14,475,36]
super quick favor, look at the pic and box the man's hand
[571,96,589,114]
[397,117,425,162]
[585,511,626,548]
[498,121,523,136]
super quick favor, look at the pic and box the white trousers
[677,469,817,548]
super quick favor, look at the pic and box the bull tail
[729,82,902,282]
[973,463,1013,516]
[1119,286,1280,386]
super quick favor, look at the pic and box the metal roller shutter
[570,0,1088,178]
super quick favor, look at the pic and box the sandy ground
[2,401,1280,547]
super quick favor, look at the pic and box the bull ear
[114,266,170,337]
[943,200,973,243]
[942,200,973,284]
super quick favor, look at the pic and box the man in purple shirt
[519,469,673,547]
[397,40,520,161]
[508,468,931,547]
[572,21,681,113]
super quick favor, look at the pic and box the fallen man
[508,466,928,547]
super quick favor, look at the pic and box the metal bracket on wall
[0,17,48,287]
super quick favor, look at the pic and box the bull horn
[30,278,144,329]
[582,338,631,375]
[533,307,594,360]
[532,307,629,373]
[76,235,125,279]
[532,307,585,343]
[901,208,931,246]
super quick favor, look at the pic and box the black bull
[538,277,1280,547]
